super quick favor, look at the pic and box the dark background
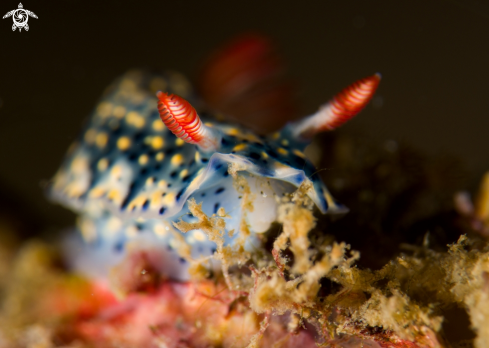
[1,0,488,228]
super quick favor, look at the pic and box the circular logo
[12,9,27,27]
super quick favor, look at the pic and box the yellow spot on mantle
[71,157,88,174]
[139,154,149,165]
[65,183,86,198]
[180,169,188,178]
[97,102,112,118]
[127,196,146,211]
[96,132,108,148]
[232,144,247,152]
[117,136,131,151]
[113,105,126,118]
[163,192,176,206]
[126,111,145,128]
[107,189,122,204]
[193,230,206,242]
[277,147,288,156]
[97,158,109,171]
[171,154,184,166]
[152,136,164,149]
[146,177,155,186]
[293,149,305,158]
[152,119,165,131]
[175,138,184,146]
[227,128,239,136]
[155,152,164,161]
[79,218,96,243]
[84,129,97,144]
[111,165,122,178]
[158,180,167,188]
[154,224,168,237]
[89,187,105,198]
[150,191,162,209]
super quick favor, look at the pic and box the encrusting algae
[2,170,489,347]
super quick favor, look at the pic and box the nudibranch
[50,70,380,280]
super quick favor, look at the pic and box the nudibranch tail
[292,73,381,139]
[157,92,221,151]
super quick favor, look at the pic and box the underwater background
[1,1,489,347]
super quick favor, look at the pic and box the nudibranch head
[49,70,379,280]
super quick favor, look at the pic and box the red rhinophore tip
[292,74,381,138]
[326,73,381,130]
[156,92,220,151]
[157,92,202,143]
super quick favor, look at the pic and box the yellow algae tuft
[349,289,443,341]
[275,202,316,274]
[173,197,250,290]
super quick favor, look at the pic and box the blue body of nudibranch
[50,70,358,280]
